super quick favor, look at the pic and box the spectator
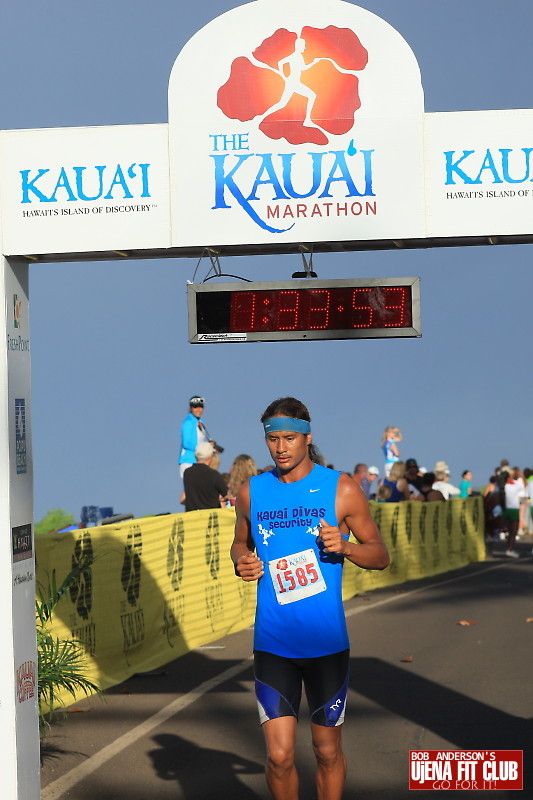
[366,466,380,500]
[405,458,423,494]
[183,442,228,512]
[178,395,210,478]
[526,469,533,536]
[483,474,503,540]
[414,472,445,502]
[220,473,231,507]
[432,461,460,500]
[503,471,523,558]
[509,466,529,534]
[459,470,473,498]
[380,426,402,477]
[499,459,511,476]
[227,454,258,506]
[484,474,498,496]
[496,470,508,524]
[376,483,392,503]
[383,461,410,502]
[257,465,275,475]
[353,464,379,499]
[353,463,368,492]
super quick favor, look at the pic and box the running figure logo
[258,523,275,546]
[218,26,368,146]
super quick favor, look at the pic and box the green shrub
[36,561,102,733]
[35,508,75,536]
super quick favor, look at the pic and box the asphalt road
[40,541,532,800]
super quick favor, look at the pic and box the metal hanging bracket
[292,244,317,278]
[192,247,222,283]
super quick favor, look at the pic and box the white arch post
[0,253,40,800]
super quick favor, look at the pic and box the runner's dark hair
[261,397,324,465]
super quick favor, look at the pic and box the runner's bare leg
[262,717,299,800]
[312,723,347,800]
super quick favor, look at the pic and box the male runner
[231,397,389,800]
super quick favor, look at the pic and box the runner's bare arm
[319,474,390,569]
[230,481,264,581]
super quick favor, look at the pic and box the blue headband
[263,417,311,434]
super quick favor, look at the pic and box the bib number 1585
[269,549,326,605]
[275,563,318,593]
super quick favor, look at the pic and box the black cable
[201,273,251,283]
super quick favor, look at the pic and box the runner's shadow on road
[350,658,532,792]
[147,733,264,799]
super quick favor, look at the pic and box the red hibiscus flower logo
[217,26,368,146]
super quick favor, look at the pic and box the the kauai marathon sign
[168,0,426,246]
[1,0,533,257]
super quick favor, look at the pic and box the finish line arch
[2,1,533,797]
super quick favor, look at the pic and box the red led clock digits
[277,291,300,330]
[230,291,256,331]
[351,289,373,328]
[382,288,406,327]
[227,285,412,333]
[308,290,330,329]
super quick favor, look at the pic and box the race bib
[269,548,326,605]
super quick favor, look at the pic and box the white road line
[40,561,512,800]
[345,562,506,618]
[41,658,253,800]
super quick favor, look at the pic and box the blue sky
[2,0,531,521]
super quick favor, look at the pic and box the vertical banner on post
[0,253,40,799]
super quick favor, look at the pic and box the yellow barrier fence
[343,496,485,598]
[36,497,484,707]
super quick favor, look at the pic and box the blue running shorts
[254,649,350,727]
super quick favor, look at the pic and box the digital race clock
[187,277,421,343]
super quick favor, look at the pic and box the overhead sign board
[0,124,171,256]
[0,0,532,257]
[425,109,533,238]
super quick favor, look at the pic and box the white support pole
[0,255,40,799]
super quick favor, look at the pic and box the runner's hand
[236,552,264,581]
[318,518,347,555]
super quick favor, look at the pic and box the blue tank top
[250,464,349,658]
[383,478,403,502]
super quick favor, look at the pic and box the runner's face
[265,427,312,473]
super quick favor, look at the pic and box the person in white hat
[352,464,380,499]
[182,441,228,512]
[432,461,460,500]
[366,466,380,500]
